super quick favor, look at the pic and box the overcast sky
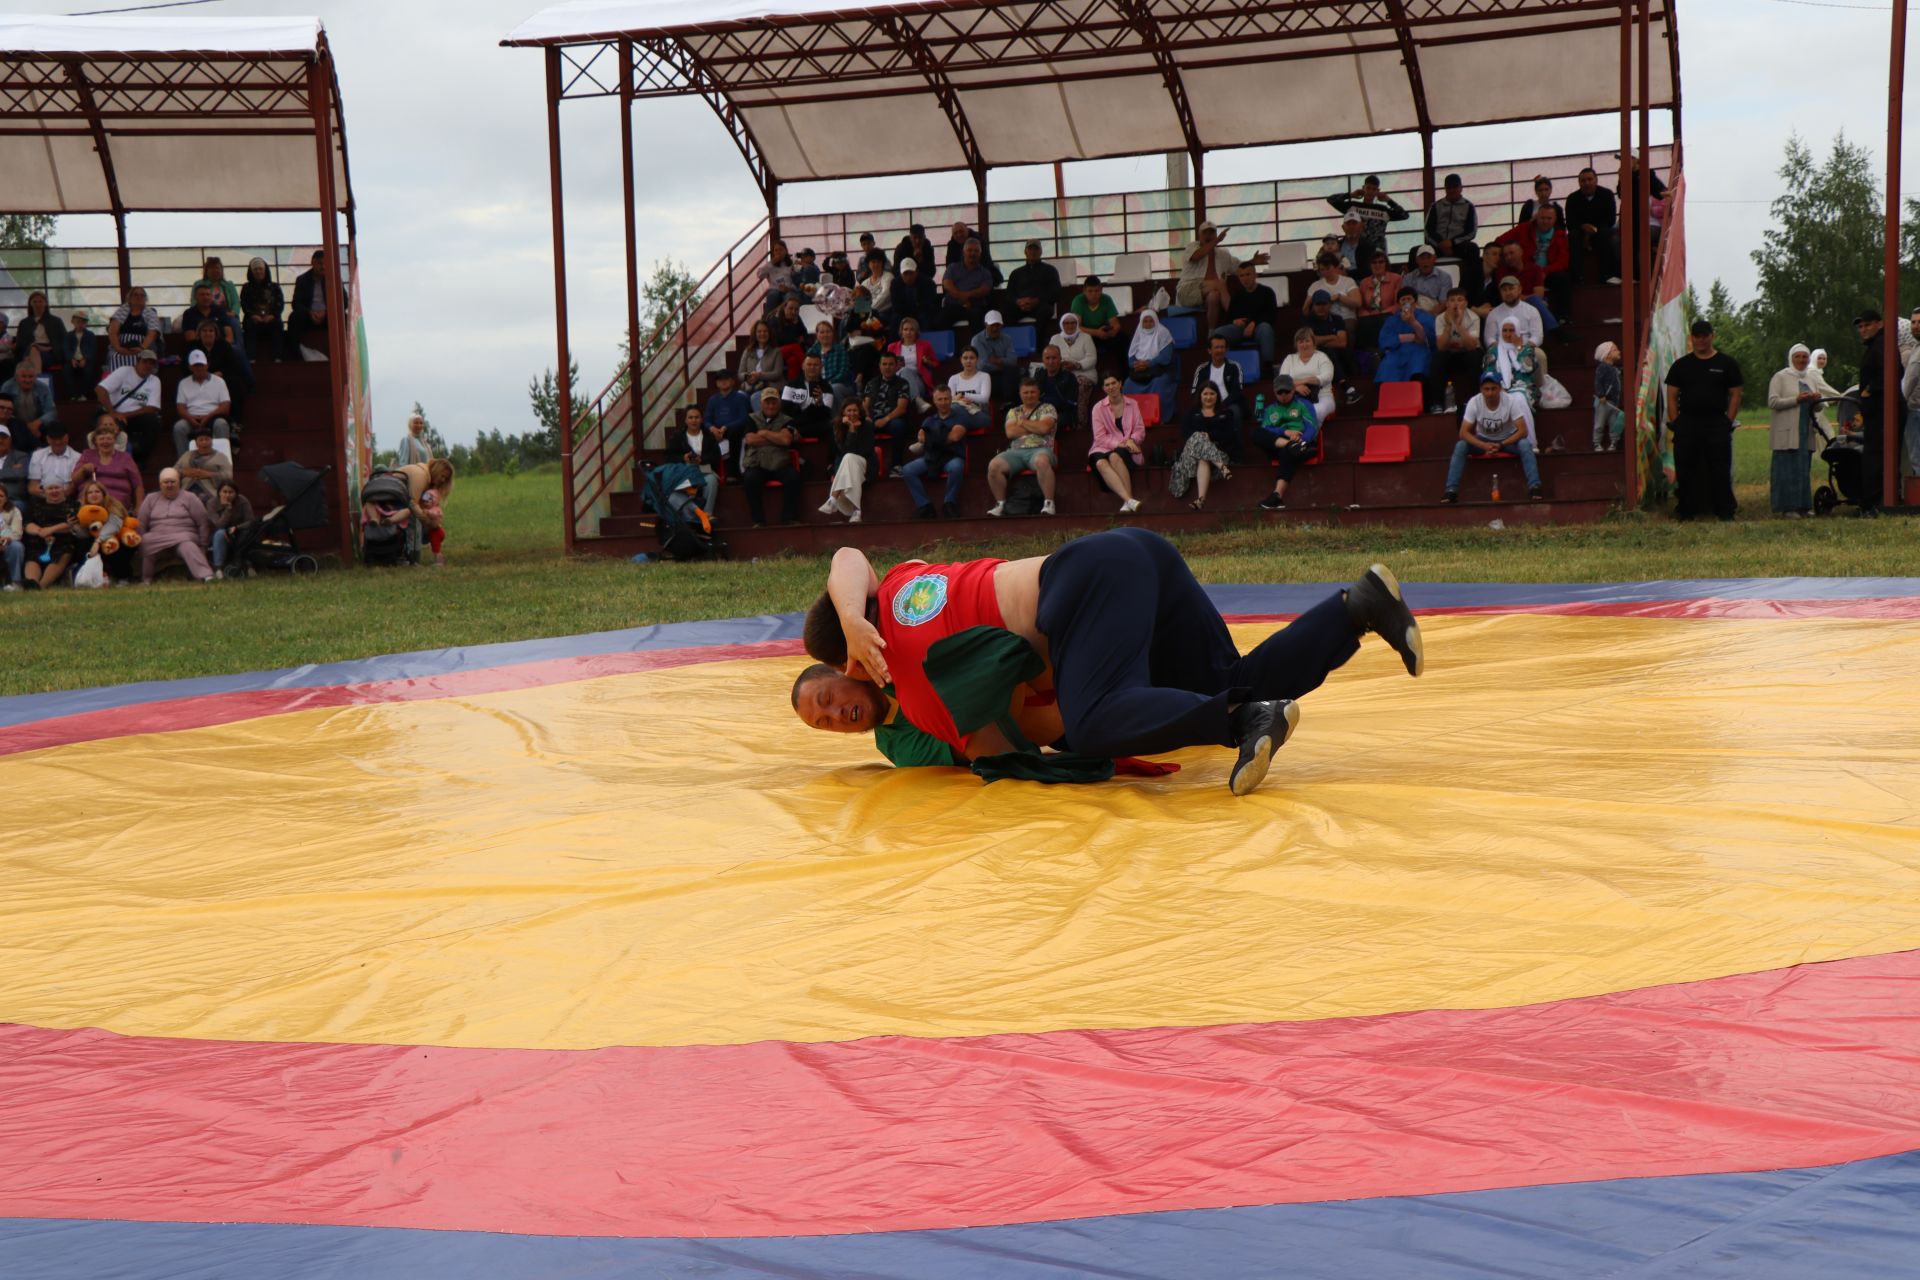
[25,0,1920,447]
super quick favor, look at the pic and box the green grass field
[3,428,1910,698]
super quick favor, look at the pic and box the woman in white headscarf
[1767,344,1822,516]
[1122,309,1178,423]
[1481,318,1540,442]
[1804,347,1842,428]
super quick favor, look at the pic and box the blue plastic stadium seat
[924,330,957,361]
[1163,314,1199,349]
[1008,326,1038,358]
[1226,349,1260,382]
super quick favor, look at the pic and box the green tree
[1748,132,1918,388]
[0,215,55,248]
[638,258,704,363]
[612,259,707,398]
[527,360,588,458]
[1700,279,1766,395]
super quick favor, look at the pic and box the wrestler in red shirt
[792,531,1425,795]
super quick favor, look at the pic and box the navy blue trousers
[1035,528,1360,758]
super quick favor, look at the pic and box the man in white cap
[95,346,165,466]
[970,309,1019,405]
[170,348,233,455]
[1404,245,1451,313]
[893,256,936,335]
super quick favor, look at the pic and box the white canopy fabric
[506,0,1679,184]
[0,16,349,215]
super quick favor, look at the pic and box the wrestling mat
[3,578,1919,1278]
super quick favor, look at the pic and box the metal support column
[1637,0,1653,329]
[309,51,353,564]
[1420,130,1436,210]
[544,47,578,553]
[1618,0,1639,509]
[1884,0,1907,508]
[619,38,642,391]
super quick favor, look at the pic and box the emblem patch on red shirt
[891,573,949,627]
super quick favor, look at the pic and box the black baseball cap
[1854,309,1883,324]
[1689,319,1714,337]
[1444,173,1463,187]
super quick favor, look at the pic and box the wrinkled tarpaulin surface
[1,579,1917,1277]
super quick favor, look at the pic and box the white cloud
[19,0,1917,444]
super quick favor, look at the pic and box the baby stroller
[230,460,329,575]
[1812,396,1867,517]
[358,468,420,566]
[641,463,728,562]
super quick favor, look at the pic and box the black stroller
[229,461,329,575]
[641,464,728,562]
[1812,396,1867,517]
[358,468,420,566]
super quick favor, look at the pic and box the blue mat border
[2,1149,1915,1279]
[5,577,1915,730]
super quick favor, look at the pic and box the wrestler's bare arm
[831,548,918,685]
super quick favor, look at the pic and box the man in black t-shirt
[1663,319,1744,521]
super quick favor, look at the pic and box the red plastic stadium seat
[1124,393,1162,428]
[1374,382,1423,420]
[1357,423,1411,464]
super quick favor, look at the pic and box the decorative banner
[1636,170,1686,506]
[344,258,373,504]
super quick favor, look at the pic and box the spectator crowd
[677,168,1656,525]
[0,251,341,590]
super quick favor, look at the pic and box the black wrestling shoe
[1228,699,1300,797]
[1346,563,1424,677]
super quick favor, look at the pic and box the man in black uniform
[1852,309,1886,515]
[1662,319,1744,521]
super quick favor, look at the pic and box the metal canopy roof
[506,0,1679,187]
[0,16,352,216]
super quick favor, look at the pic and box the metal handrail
[0,244,325,321]
[568,217,769,540]
[777,146,1674,280]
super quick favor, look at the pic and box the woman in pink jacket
[136,468,213,583]
[1089,373,1147,514]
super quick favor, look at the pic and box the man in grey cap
[95,346,165,466]
[1178,220,1269,334]
[1424,172,1480,294]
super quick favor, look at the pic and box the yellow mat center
[7,613,1919,1051]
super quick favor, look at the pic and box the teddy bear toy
[75,503,142,554]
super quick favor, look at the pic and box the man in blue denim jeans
[1443,371,1542,503]
[903,386,969,519]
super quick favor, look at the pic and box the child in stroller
[1811,394,1867,516]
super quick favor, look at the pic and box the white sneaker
[1120,498,1140,514]
[988,501,1005,517]
[818,499,838,515]
[212,569,224,580]
[1,582,17,592]
[847,510,862,524]
[1041,499,1057,516]
[1605,276,1622,285]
